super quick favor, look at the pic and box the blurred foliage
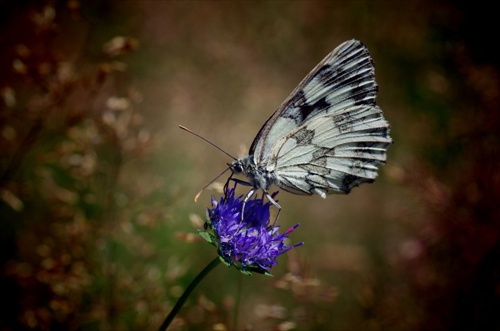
[0,1,498,330]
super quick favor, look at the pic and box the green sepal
[198,230,216,246]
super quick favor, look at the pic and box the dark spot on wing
[292,127,315,146]
[333,114,353,133]
[282,90,307,124]
[350,159,364,173]
[300,164,330,175]
[355,142,368,156]
[305,172,329,188]
[370,126,390,138]
[349,84,377,105]
[315,64,333,84]
[341,174,374,193]
[341,174,358,193]
[312,147,335,167]
[290,89,307,107]
[298,97,330,123]
[282,87,331,125]
[333,113,349,124]
[313,147,335,158]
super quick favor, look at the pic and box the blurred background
[1,1,498,330]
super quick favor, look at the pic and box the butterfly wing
[249,39,391,196]
[250,39,380,165]
[266,104,391,196]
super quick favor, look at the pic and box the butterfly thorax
[230,156,276,191]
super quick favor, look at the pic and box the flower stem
[232,274,243,330]
[158,257,221,331]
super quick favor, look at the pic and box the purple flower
[199,184,303,275]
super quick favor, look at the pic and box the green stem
[232,273,243,330]
[158,257,221,331]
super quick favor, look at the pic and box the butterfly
[227,39,392,218]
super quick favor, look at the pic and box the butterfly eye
[231,161,244,173]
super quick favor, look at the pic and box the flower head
[199,184,303,275]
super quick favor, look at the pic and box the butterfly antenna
[194,166,231,202]
[179,125,237,160]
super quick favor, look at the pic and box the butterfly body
[230,156,276,192]
[229,40,392,205]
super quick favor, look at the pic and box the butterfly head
[229,156,276,191]
[229,156,253,175]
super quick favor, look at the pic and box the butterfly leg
[264,191,281,226]
[223,172,235,193]
[241,187,257,221]
[225,173,252,191]
[241,188,281,225]
[226,177,281,224]
[225,176,254,221]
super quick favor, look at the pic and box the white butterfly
[228,39,392,217]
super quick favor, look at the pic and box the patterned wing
[250,39,378,164]
[266,104,392,196]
